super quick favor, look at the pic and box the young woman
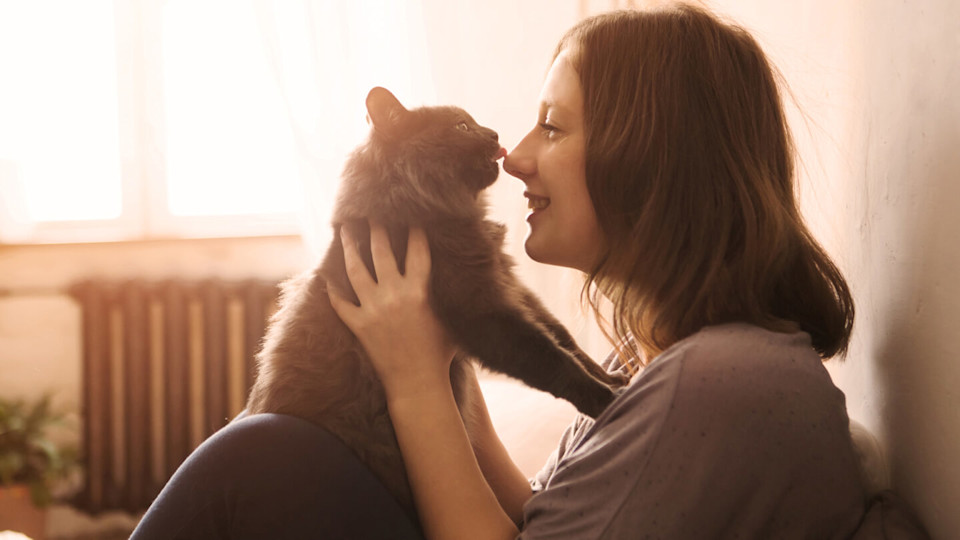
[133,5,926,539]
[329,6,927,540]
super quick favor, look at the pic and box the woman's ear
[365,87,408,137]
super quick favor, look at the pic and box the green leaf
[0,452,24,484]
[28,477,53,507]
[24,394,53,435]
[0,394,78,503]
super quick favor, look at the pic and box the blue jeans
[131,413,424,539]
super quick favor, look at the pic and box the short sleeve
[518,353,683,539]
[527,346,634,495]
[528,415,587,494]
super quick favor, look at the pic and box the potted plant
[0,394,77,540]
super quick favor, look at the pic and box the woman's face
[503,49,604,273]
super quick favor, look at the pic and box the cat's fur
[245,87,624,520]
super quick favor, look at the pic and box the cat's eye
[456,121,470,132]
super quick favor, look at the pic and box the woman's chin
[524,237,562,267]
[524,236,597,273]
[523,237,548,264]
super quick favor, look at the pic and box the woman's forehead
[539,50,583,116]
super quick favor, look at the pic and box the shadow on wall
[854,2,960,537]
[872,131,960,537]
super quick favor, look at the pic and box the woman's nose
[502,135,535,182]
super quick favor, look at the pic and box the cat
[245,87,625,521]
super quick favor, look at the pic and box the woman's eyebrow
[540,100,573,117]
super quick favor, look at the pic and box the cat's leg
[425,226,618,417]
[443,309,617,418]
[517,290,630,388]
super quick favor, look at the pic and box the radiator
[69,279,279,514]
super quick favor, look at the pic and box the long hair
[557,5,854,367]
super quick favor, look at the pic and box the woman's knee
[134,413,423,539]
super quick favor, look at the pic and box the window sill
[0,235,315,299]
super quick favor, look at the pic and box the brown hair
[557,5,854,367]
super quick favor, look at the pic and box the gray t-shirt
[519,323,868,539]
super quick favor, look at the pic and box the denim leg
[130,413,424,540]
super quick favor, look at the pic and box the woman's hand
[328,222,457,403]
[330,221,521,539]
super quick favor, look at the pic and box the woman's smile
[524,191,551,219]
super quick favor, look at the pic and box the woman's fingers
[405,226,432,286]
[340,226,377,301]
[369,222,400,283]
[327,283,361,324]
[329,221,457,399]
[338,222,431,312]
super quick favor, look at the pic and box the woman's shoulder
[678,322,834,394]
[606,321,819,373]
[604,322,843,427]
[661,321,818,366]
[639,322,827,385]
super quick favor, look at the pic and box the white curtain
[252,0,436,256]
[252,0,612,358]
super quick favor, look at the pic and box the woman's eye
[456,121,470,131]
[539,122,558,135]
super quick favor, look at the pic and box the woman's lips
[524,191,551,210]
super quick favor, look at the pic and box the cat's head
[364,87,504,196]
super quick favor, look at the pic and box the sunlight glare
[162,0,300,217]
[0,1,122,222]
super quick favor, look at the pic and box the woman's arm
[329,223,521,540]
[388,382,519,540]
[460,366,534,525]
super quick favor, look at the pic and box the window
[0,0,301,244]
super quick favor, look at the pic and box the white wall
[705,1,959,537]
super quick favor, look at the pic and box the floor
[37,372,577,539]
[45,506,140,540]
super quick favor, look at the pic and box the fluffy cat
[245,87,624,521]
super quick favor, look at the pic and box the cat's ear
[366,87,409,137]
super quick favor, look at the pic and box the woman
[330,5,927,540]
[134,6,926,539]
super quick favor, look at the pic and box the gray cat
[245,87,625,522]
